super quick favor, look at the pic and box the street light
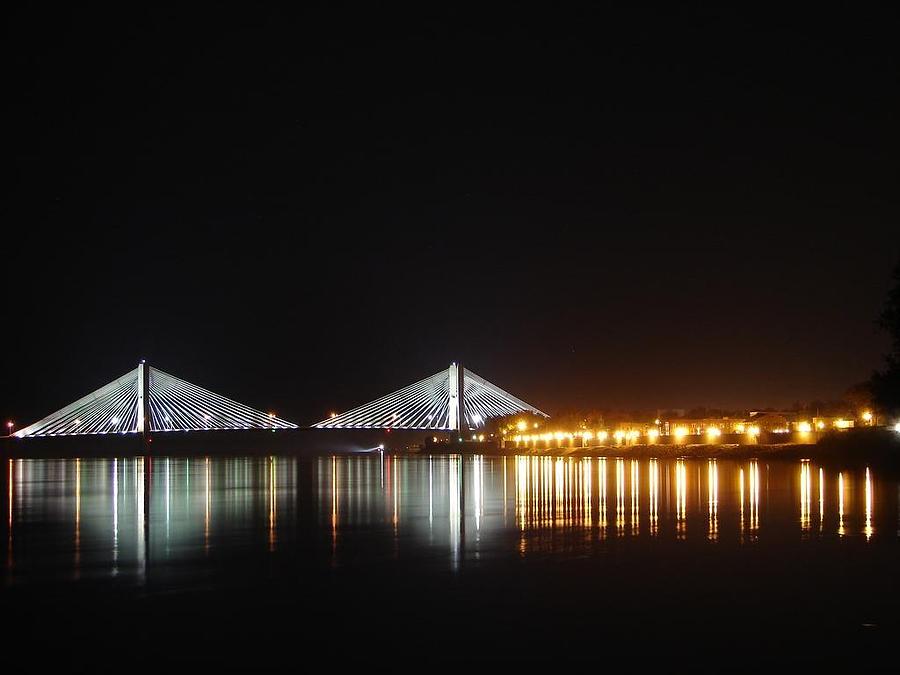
[6,421,13,436]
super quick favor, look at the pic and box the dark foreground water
[3,454,899,668]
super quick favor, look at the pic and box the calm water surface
[3,454,899,665]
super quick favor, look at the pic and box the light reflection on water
[0,454,896,585]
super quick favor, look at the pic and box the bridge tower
[136,360,150,436]
[447,362,466,433]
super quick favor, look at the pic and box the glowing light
[706,426,721,439]
[862,411,873,422]
[613,430,625,443]
[747,425,760,437]
[894,422,900,433]
[834,419,852,429]
[673,426,689,441]
[646,428,659,441]
[517,420,528,432]
[797,421,812,433]
[816,420,825,430]
[735,423,745,433]
[598,430,609,442]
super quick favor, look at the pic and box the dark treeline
[870,259,900,417]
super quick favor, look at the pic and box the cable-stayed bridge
[13,362,297,437]
[313,363,547,431]
[11,361,546,438]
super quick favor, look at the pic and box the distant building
[746,411,799,433]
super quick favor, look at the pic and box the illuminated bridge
[12,361,545,438]
[313,363,548,432]
[13,362,297,437]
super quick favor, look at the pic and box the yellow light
[598,430,609,442]
[647,428,659,440]
[554,431,565,441]
[478,434,485,442]
[735,423,745,434]
[583,431,594,441]
[517,420,527,432]
[654,418,661,425]
[834,419,852,429]
[797,421,812,433]
[533,423,539,429]
[747,425,760,436]
[816,420,825,430]
[614,430,625,442]
[673,426,688,440]
[862,411,873,422]
[706,427,721,439]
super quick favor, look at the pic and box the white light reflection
[838,472,845,537]
[269,456,277,552]
[112,457,119,573]
[449,456,461,568]
[800,461,811,535]
[707,459,718,542]
[865,467,873,540]
[616,459,625,536]
[676,459,686,540]
[598,458,607,539]
[749,460,759,537]
[630,460,639,536]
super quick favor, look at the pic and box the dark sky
[5,5,898,426]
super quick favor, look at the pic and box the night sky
[5,5,898,426]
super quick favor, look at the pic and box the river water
[3,454,898,666]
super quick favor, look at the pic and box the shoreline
[2,428,897,468]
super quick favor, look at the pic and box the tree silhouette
[871,260,900,417]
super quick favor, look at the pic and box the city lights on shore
[502,409,882,449]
